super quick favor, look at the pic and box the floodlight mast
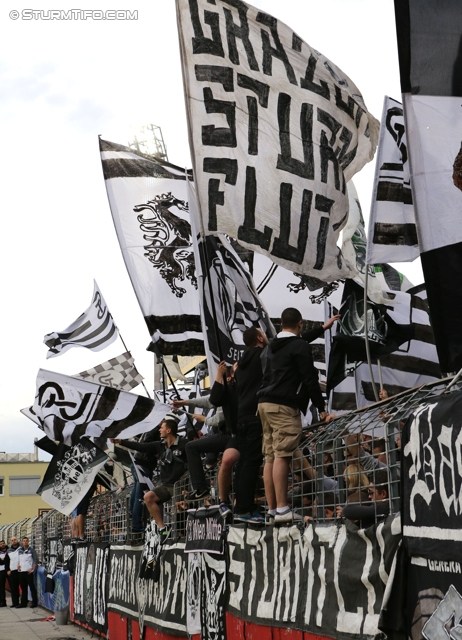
[127,124,169,162]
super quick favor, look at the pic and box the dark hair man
[7,536,20,607]
[0,540,10,607]
[257,307,329,523]
[112,419,187,544]
[17,537,38,608]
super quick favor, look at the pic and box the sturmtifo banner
[31,369,171,446]
[176,0,378,282]
[100,138,202,356]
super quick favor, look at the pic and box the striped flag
[366,96,419,265]
[44,281,118,358]
[75,351,143,391]
[32,369,171,447]
[355,284,441,407]
[394,0,462,372]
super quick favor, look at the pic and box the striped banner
[44,281,118,358]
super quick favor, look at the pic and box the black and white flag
[355,284,441,407]
[188,181,275,377]
[100,138,202,356]
[37,437,108,516]
[31,369,171,447]
[176,0,379,282]
[394,0,462,372]
[75,351,144,392]
[128,452,154,491]
[44,281,118,358]
[366,95,418,265]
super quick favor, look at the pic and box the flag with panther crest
[100,138,202,356]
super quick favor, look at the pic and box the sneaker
[186,488,210,502]
[30,602,38,608]
[265,512,276,525]
[77,536,87,542]
[158,526,171,545]
[274,509,303,523]
[218,502,231,518]
[234,512,265,524]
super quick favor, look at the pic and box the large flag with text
[44,281,118,358]
[31,369,171,447]
[100,138,202,356]
[176,0,379,282]
[394,0,462,372]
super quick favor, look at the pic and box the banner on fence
[185,506,226,554]
[73,543,109,634]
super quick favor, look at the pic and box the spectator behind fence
[257,307,330,524]
[7,536,20,608]
[344,463,370,504]
[129,424,161,533]
[345,431,387,474]
[17,537,38,608]
[0,540,10,607]
[178,363,239,517]
[112,419,187,545]
[338,468,390,528]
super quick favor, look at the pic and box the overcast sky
[0,0,423,455]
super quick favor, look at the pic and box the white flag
[44,281,118,358]
[366,96,418,265]
[176,0,378,281]
[32,369,171,447]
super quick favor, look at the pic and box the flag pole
[116,327,152,399]
[160,357,200,439]
[364,269,380,402]
[377,358,384,391]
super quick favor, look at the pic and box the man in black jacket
[257,307,329,524]
[112,419,187,543]
[0,540,10,607]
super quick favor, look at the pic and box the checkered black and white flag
[32,369,171,447]
[44,281,118,358]
[75,351,143,391]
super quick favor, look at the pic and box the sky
[0,0,423,455]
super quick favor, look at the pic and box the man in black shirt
[112,419,187,543]
[257,308,328,524]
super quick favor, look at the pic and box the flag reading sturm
[32,369,171,447]
[75,351,144,391]
[37,436,108,516]
[176,0,379,282]
[44,281,118,358]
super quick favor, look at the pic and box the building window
[9,476,41,496]
[0,477,3,496]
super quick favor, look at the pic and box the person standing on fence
[0,540,10,606]
[111,418,188,544]
[7,536,20,608]
[257,308,329,524]
[17,537,38,608]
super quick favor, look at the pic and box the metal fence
[0,375,457,562]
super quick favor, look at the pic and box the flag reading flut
[176,0,379,282]
[394,0,462,372]
[44,281,118,358]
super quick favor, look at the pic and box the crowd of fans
[106,307,398,542]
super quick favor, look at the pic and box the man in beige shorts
[257,308,328,523]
